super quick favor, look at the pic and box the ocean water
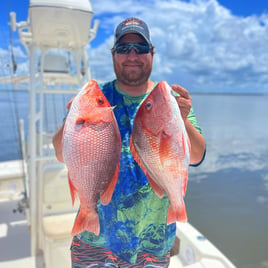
[187,94,268,268]
[1,90,268,268]
[0,90,72,161]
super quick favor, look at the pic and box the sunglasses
[112,42,152,54]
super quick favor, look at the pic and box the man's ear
[151,46,155,55]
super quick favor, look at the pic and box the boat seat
[42,213,75,268]
[42,212,76,239]
[42,163,78,215]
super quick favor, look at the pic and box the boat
[0,1,236,267]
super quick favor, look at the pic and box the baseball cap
[114,17,152,47]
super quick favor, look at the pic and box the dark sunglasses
[112,42,152,54]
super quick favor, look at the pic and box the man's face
[112,33,153,87]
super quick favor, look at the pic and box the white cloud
[89,0,268,93]
[257,196,268,206]
[263,173,268,191]
[1,0,268,93]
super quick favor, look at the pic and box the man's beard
[113,61,152,87]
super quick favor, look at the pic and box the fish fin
[100,161,120,205]
[130,135,165,198]
[68,175,77,206]
[182,132,191,156]
[167,201,187,225]
[183,170,188,196]
[101,106,116,123]
[66,96,75,111]
[146,176,165,198]
[71,208,100,236]
[159,132,173,166]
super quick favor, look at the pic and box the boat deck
[0,199,34,267]
[0,160,236,268]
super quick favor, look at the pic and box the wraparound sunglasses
[112,42,152,54]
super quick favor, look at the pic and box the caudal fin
[71,209,100,236]
[167,201,187,225]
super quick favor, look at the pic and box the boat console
[28,0,96,49]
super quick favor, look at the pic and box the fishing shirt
[74,80,203,264]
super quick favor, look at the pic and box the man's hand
[171,84,192,121]
[172,84,206,165]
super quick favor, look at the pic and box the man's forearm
[185,119,206,165]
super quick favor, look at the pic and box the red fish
[130,81,190,224]
[62,80,121,236]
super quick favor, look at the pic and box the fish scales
[130,81,190,225]
[62,80,121,236]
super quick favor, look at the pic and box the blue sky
[0,0,268,93]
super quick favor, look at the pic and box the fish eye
[145,101,152,110]
[97,98,105,105]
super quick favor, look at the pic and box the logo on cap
[121,18,143,26]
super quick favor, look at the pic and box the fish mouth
[76,119,86,125]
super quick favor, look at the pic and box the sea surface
[1,90,268,268]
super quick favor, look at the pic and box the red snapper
[62,80,121,236]
[130,81,190,224]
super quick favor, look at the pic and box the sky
[0,0,268,94]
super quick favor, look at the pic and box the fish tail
[71,209,100,236]
[167,202,187,225]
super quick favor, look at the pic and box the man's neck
[116,80,154,96]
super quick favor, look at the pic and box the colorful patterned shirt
[75,80,203,264]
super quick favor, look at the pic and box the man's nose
[127,47,138,57]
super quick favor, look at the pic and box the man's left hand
[171,84,192,121]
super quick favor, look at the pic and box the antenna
[8,12,17,74]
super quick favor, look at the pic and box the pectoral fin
[130,135,165,198]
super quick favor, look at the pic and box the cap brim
[116,31,151,46]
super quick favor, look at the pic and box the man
[53,17,206,268]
